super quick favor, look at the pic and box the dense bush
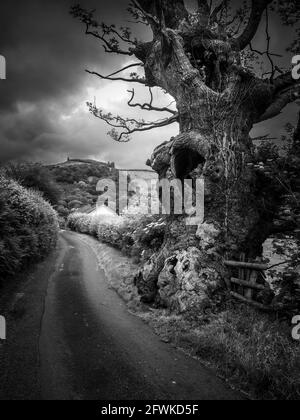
[253,128,300,312]
[67,211,165,261]
[68,199,83,209]
[0,175,59,279]
[4,162,62,205]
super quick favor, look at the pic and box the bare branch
[210,0,227,23]
[85,25,134,56]
[249,43,282,59]
[273,71,298,91]
[114,115,178,142]
[247,7,283,80]
[235,0,274,50]
[267,260,296,270]
[264,7,276,82]
[108,26,137,46]
[86,69,147,85]
[131,0,188,30]
[127,88,177,114]
[106,63,143,78]
[257,90,299,123]
[87,101,178,142]
[70,5,136,56]
[127,19,149,26]
[127,4,150,26]
[256,75,300,123]
[131,0,159,27]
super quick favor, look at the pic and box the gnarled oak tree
[72,1,299,309]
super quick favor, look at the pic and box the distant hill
[48,158,157,218]
[47,159,118,217]
[48,158,116,182]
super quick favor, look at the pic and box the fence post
[239,253,246,296]
[244,270,258,300]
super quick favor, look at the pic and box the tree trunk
[131,5,282,311]
[135,80,279,310]
[136,110,275,309]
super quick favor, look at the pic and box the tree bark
[131,2,286,310]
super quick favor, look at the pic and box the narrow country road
[0,231,241,400]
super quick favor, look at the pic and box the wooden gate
[225,254,272,311]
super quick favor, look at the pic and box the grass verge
[139,303,300,400]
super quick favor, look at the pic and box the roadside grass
[75,234,142,310]
[139,303,300,400]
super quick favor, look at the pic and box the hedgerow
[0,175,59,279]
[4,162,62,205]
[67,211,165,261]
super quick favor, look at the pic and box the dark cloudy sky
[0,0,298,168]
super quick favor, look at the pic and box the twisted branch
[127,88,177,114]
[86,69,146,85]
[88,102,178,142]
[235,0,274,50]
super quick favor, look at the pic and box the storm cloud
[0,0,297,167]
[0,0,174,167]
